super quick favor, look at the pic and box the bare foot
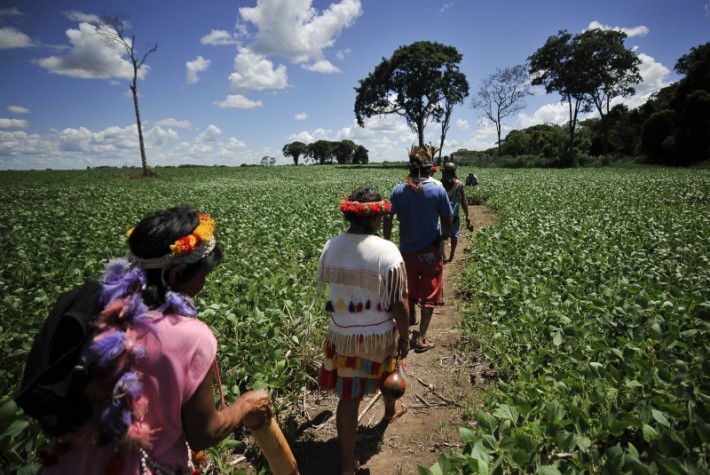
[383,400,407,422]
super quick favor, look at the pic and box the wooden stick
[357,392,381,423]
[249,417,300,475]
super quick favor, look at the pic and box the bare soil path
[237,205,499,475]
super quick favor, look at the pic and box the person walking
[40,206,273,474]
[317,186,410,475]
[441,161,473,263]
[384,146,452,353]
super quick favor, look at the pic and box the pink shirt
[44,314,217,474]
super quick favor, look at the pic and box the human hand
[240,389,273,430]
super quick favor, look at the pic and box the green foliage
[2,167,707,473]
[354,40,469,147]
[430,168,710,474]
[0,165,413,471]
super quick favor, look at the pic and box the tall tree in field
[529,30,590,165]
[529,29,641,163]
[574,28,641,155]
[282,141,308,165]
[354,41,469,149]
[94,14,157,177]
[353,145,369,164]
[437,68,470,164]
[472,64,532,154]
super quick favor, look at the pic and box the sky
[0,0,708,170]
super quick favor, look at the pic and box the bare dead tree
[94,14,157,176]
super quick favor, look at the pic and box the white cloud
[335,48,351,61]
[440,3,454,13]
[7,105,30,114]
[301,59,340,73]
[154,118,193,129]
[186,56,211,85]
[0,7,23,18]
[35,22,140,79]
[214,94,263,109]
[238,0,361,67]
[295,112,308,120]
[229,47,288,91]
[585,20,649,38]
[0,26,34,49]
[63,10,102,24]
[634,52,672,95]
[196,125,222,143]
[145,125,180,145]
[0,118,28,128]
[200,29,238,46]
[456,119,469,131]
[287,127,331,144]
[517,103,569,129]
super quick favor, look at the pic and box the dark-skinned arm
[182,371,272,451]
[460,184,473,230]
[383,214,394,241]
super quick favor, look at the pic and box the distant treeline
[454,42,710,168]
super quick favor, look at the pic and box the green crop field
[0,166,708,474]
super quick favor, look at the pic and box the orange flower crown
[339,197,392,217]
[126,213,217,269]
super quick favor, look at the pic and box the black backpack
[14,281,103,436]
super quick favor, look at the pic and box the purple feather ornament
[88,330,127,367]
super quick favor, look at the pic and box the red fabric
[402,243,444,307]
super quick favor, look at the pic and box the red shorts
[402,243,444,307]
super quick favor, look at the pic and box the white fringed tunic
[317,233,407,400]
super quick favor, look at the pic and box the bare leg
[336,398,360,475]
[416,306,434,347]
[408,298,418,326]
[448,238,458,262]
[383,395,407,421]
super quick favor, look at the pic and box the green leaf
[651,409,671,428]
[494,404,519,423]
[537,466,562,475]
[642,424,660,441]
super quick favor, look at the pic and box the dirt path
[234,205,498,475]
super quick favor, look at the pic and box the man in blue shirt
[384,146,452,353]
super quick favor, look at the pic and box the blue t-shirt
[389,180,453,253]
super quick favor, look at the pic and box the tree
[574,29,641,154]
[529,30,592,165]
[354,41,469,148]
[472,64,532,155]
[282,141,308,165]
[307,140,335,164]
[353,145,369,164]
[671,42,710,163]
[93,14,157,177]
[529,29,641,163]
[437,68,470,164]
[333,140,357,164]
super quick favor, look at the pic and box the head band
[126,213,216,269]
[339,197,392,216]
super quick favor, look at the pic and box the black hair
[127,205,223,308]
[343,186,383,234]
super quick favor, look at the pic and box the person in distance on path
[384,145,452,353]
[441,161,473,263]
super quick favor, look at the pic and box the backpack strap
[212,359,226,410]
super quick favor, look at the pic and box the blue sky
[0,0,708,169]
